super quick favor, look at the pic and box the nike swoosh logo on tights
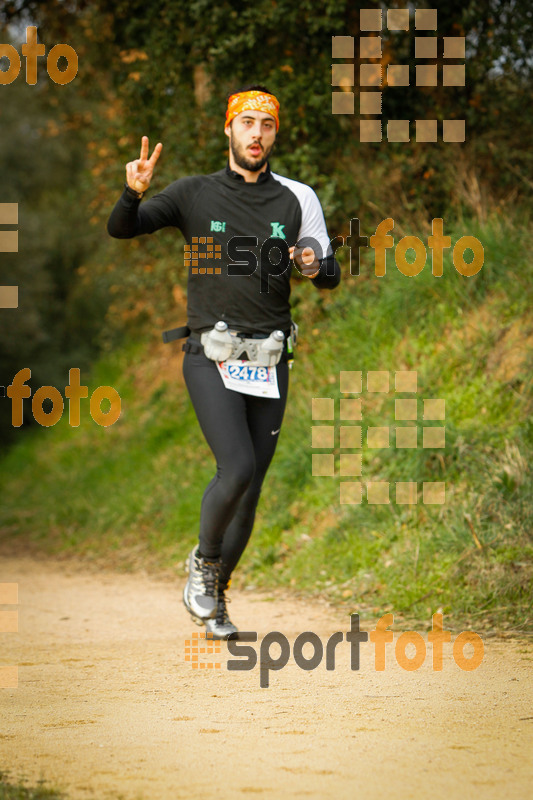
[271,429,280,435]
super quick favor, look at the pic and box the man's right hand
[125,136,163,195]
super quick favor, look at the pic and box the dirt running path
[1,558,532,799]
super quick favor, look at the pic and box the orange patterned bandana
[225,90,280,131]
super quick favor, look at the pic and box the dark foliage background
[1,0,532,443]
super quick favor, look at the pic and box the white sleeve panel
[270,172,331,259]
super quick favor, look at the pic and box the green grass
[0,773,65,800]
[1,213,531,631]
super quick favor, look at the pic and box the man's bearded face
[227,112,276,172]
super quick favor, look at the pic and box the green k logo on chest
[270,222,286,239]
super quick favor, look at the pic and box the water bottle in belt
[201,321,234,361]
[257,330,285,367]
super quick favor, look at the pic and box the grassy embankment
[1,214,531,631]
[0,772,64,800]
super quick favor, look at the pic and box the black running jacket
[107,162,341,334]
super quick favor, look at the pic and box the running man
[107,85,340,638]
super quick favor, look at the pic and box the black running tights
[182,349,289,588]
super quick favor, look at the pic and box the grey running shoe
[204,587,238,640]
[183,546,219,621]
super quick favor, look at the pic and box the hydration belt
[162,324,297,367]
[162,325,190,344]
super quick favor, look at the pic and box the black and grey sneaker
[204,587,238,640]
[183,546,220,622]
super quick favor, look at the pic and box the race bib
[216,359,280,398]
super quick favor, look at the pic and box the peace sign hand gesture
[125,136,163,195]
